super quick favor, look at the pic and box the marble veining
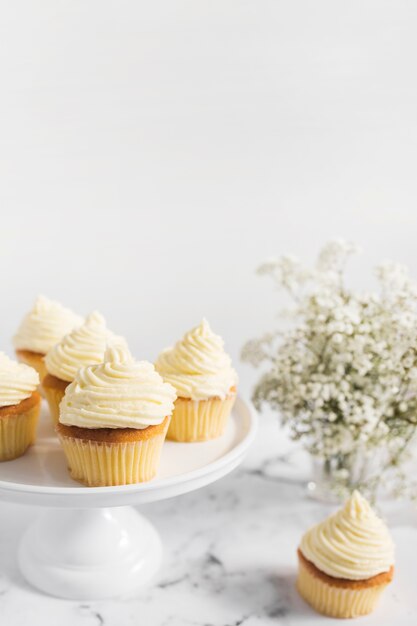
[0,412,416,626]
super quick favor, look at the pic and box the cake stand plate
[0,397,257,600]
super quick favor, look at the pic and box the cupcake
[43,311,126,424]
[155,319,238,442]
[13,296,83,385]
[297,491,395,618]
[56,345,176,486]
[0,352,41,461]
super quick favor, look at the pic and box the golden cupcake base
[297,549,393,618]
[0,392,41,461]
[167,392,236,442]
[43,373,69,424]
[56,417,171,486]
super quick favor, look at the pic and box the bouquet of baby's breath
[242,241,417,501]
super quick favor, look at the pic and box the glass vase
[306,445,387,504]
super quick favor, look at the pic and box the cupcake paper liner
[297,553,389,618]
[57,421,170,486]
[0,400,40,461]
[43,378,68,425]
[167,393,236,442]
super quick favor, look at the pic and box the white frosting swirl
[60,345,177,429]
[45,311,127,382]
[13,296,83,354]
[155,319,238,400]
[300,491,395,580]
[0,352,39,407]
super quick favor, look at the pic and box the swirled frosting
[299,491,395,580]
[45,311,127,382]
[155,319,238,400]
[60,345,177,429]
[0,352,39,407]
[13,296,83,354]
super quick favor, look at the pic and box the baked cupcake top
[45,311,127,383]
[299,491,394,580]
[155,319,238,400]
[60,345,177,429]
[13,296,83,354]
[0,352,39,407]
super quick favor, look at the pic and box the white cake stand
[0,397,257,600]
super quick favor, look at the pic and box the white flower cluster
[243,241,417,464]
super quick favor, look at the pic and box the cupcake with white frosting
[297,491,395,618]
[43,311,126,424]
[155,319,238,442]
[56,345,177,486]
[13,296,83,386]
[0,352,41,461]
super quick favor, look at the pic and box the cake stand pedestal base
[18,506,162,600]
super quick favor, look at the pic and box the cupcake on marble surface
[155,319,238,442]
[0,352,41,461]
[56,345,177,486]
[43,311,126,424]
[13,296,83,385]
[297,490,394,619]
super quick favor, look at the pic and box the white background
[1,0,417,392]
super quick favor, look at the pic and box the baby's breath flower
[242,241,417,501]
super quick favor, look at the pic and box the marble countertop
[1,411,416,626]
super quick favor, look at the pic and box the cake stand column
[18,506,162,600]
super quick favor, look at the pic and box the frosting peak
[300,491,395,580]
[155,319,238,400]
[0,352,39,407]
[344,489,374,519]
[86,311,106,327]
[60,345,177,429]
[45,311,126,382]
[13,296,83,354]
